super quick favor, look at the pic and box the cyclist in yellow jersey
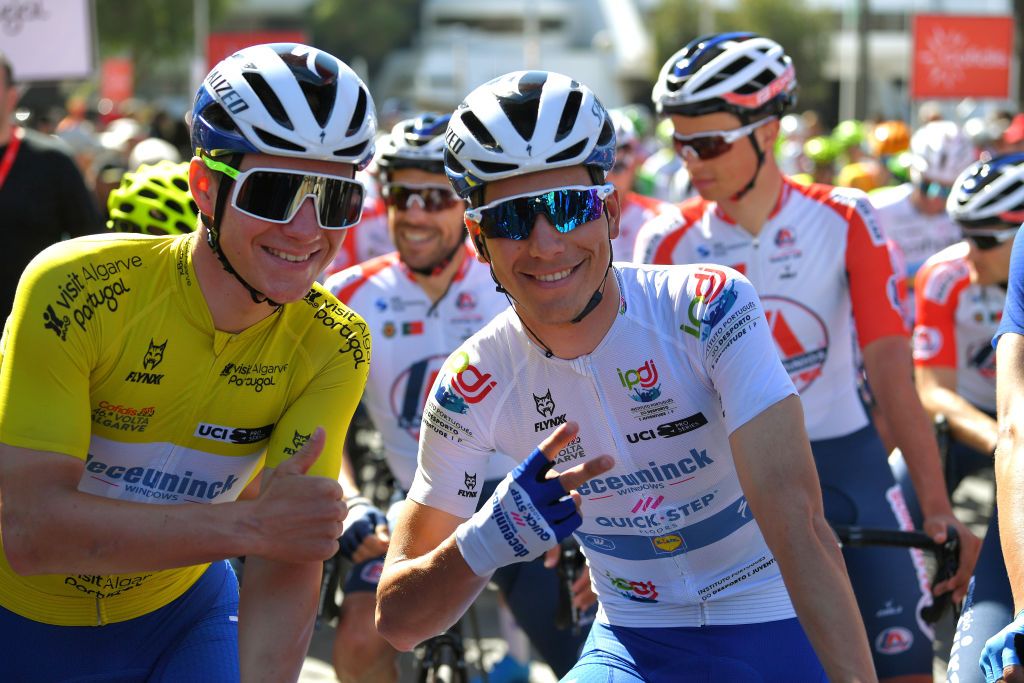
[0,43,376,683]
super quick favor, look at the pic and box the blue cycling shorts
[0,560,239,683]
[947,507,1014,683]
[812,425,935,678]
[561,618,826,682]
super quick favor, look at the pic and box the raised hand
[247,428,348,563]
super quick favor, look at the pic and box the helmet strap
[731,129,766,202]
[203,155,283,309]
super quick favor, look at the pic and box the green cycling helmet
[832,119,866,150]
[107,160,198,235]
[804,136,839,164]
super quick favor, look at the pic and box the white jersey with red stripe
[912,242,1003,413]
[408,264,800,628]
[325,246,514,490]
[613,191,673,264]
[869,183,961,282]
[634,178,907,441]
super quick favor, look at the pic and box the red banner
[100,58,134,105]
[911,15,1014,99]
[207,31,310,70]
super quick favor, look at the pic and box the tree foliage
[95,0,235,71]
[649,0,831,115]
[309,0,423,80]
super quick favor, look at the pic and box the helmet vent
[554,90,583,142]
[300,79,337,128]
[345,87,368,137]
[172,178,189,192]
[546,139,587,164]
[139,188,158,200]
[597,119,614,146]
[254,127,305,152]
[202,103,238,133]
[243,73,294,131]
[462,111,501,152]
[333,141,369,159]
[474,160,518,173]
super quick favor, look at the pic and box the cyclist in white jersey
[639,32,979,682]
[870,121,977,316]
[324,114,588,681]
[374,69,876,682]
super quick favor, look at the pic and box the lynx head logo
[292,430,311,449]
[142,339,167,370]
[463,472,477,490]
[533,389,556,418]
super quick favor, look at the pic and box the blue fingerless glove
[455,447,581,576]
[338,496,388,561]
[980,610,1024,683]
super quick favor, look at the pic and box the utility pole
[854,0,870,119]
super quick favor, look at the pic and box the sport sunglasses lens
[673,134,732,160]
[476,187,607,240]
[384,185,461,212]
[234,170,364,228]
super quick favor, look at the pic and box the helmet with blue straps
[947,153,1024,227]
[652,32,797,121]
[376,112,451,177]
[443,70,616,200]
[190,42,377,168]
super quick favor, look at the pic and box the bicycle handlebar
[832,524,961,625]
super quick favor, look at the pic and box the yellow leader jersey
[0,232,370,626]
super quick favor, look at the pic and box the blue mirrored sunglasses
[464,184,614,241]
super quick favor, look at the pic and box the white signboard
[0,0,95,82]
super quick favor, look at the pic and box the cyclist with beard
[325,114,589,682]
[0,43,375,682]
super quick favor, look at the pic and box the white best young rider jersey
[634,179,908,441]
[870,183,962,283]
[408,264,800,628]
[326,244,514,490]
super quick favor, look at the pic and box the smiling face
[199,152,356,305]
[386,167,467,272]
[475,166,619,329]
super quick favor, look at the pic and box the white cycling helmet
[609,108,638,150]
[375,112,450,176]
[909,121,977,186]
[190,42,377,168]
[443,70,616,199]
[947,153,1024,226]
[652,32,797,120]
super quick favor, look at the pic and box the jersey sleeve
[912,258,965,368]
[406,347,497,519]
[632,203,693,266]
[842,193,909,346]
[684,265,797,434]
[995,226,1024,346]
[0,244,97,458]
[263,308,371,480]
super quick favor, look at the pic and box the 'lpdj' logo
[617,360,661,403]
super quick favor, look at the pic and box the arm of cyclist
[0,428,345,575]
[238,464,328,682]
[915,365,999,456]
[376,422,613,651]
[863,334,980,599]
[731,394,877,683]
[983,333,1024,683]
[337,434,390,563]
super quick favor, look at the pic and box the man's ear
[189,157,217,217]
[468,220,490,263]
[604,188,621,241]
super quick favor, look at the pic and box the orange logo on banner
[911,15,1014,99]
